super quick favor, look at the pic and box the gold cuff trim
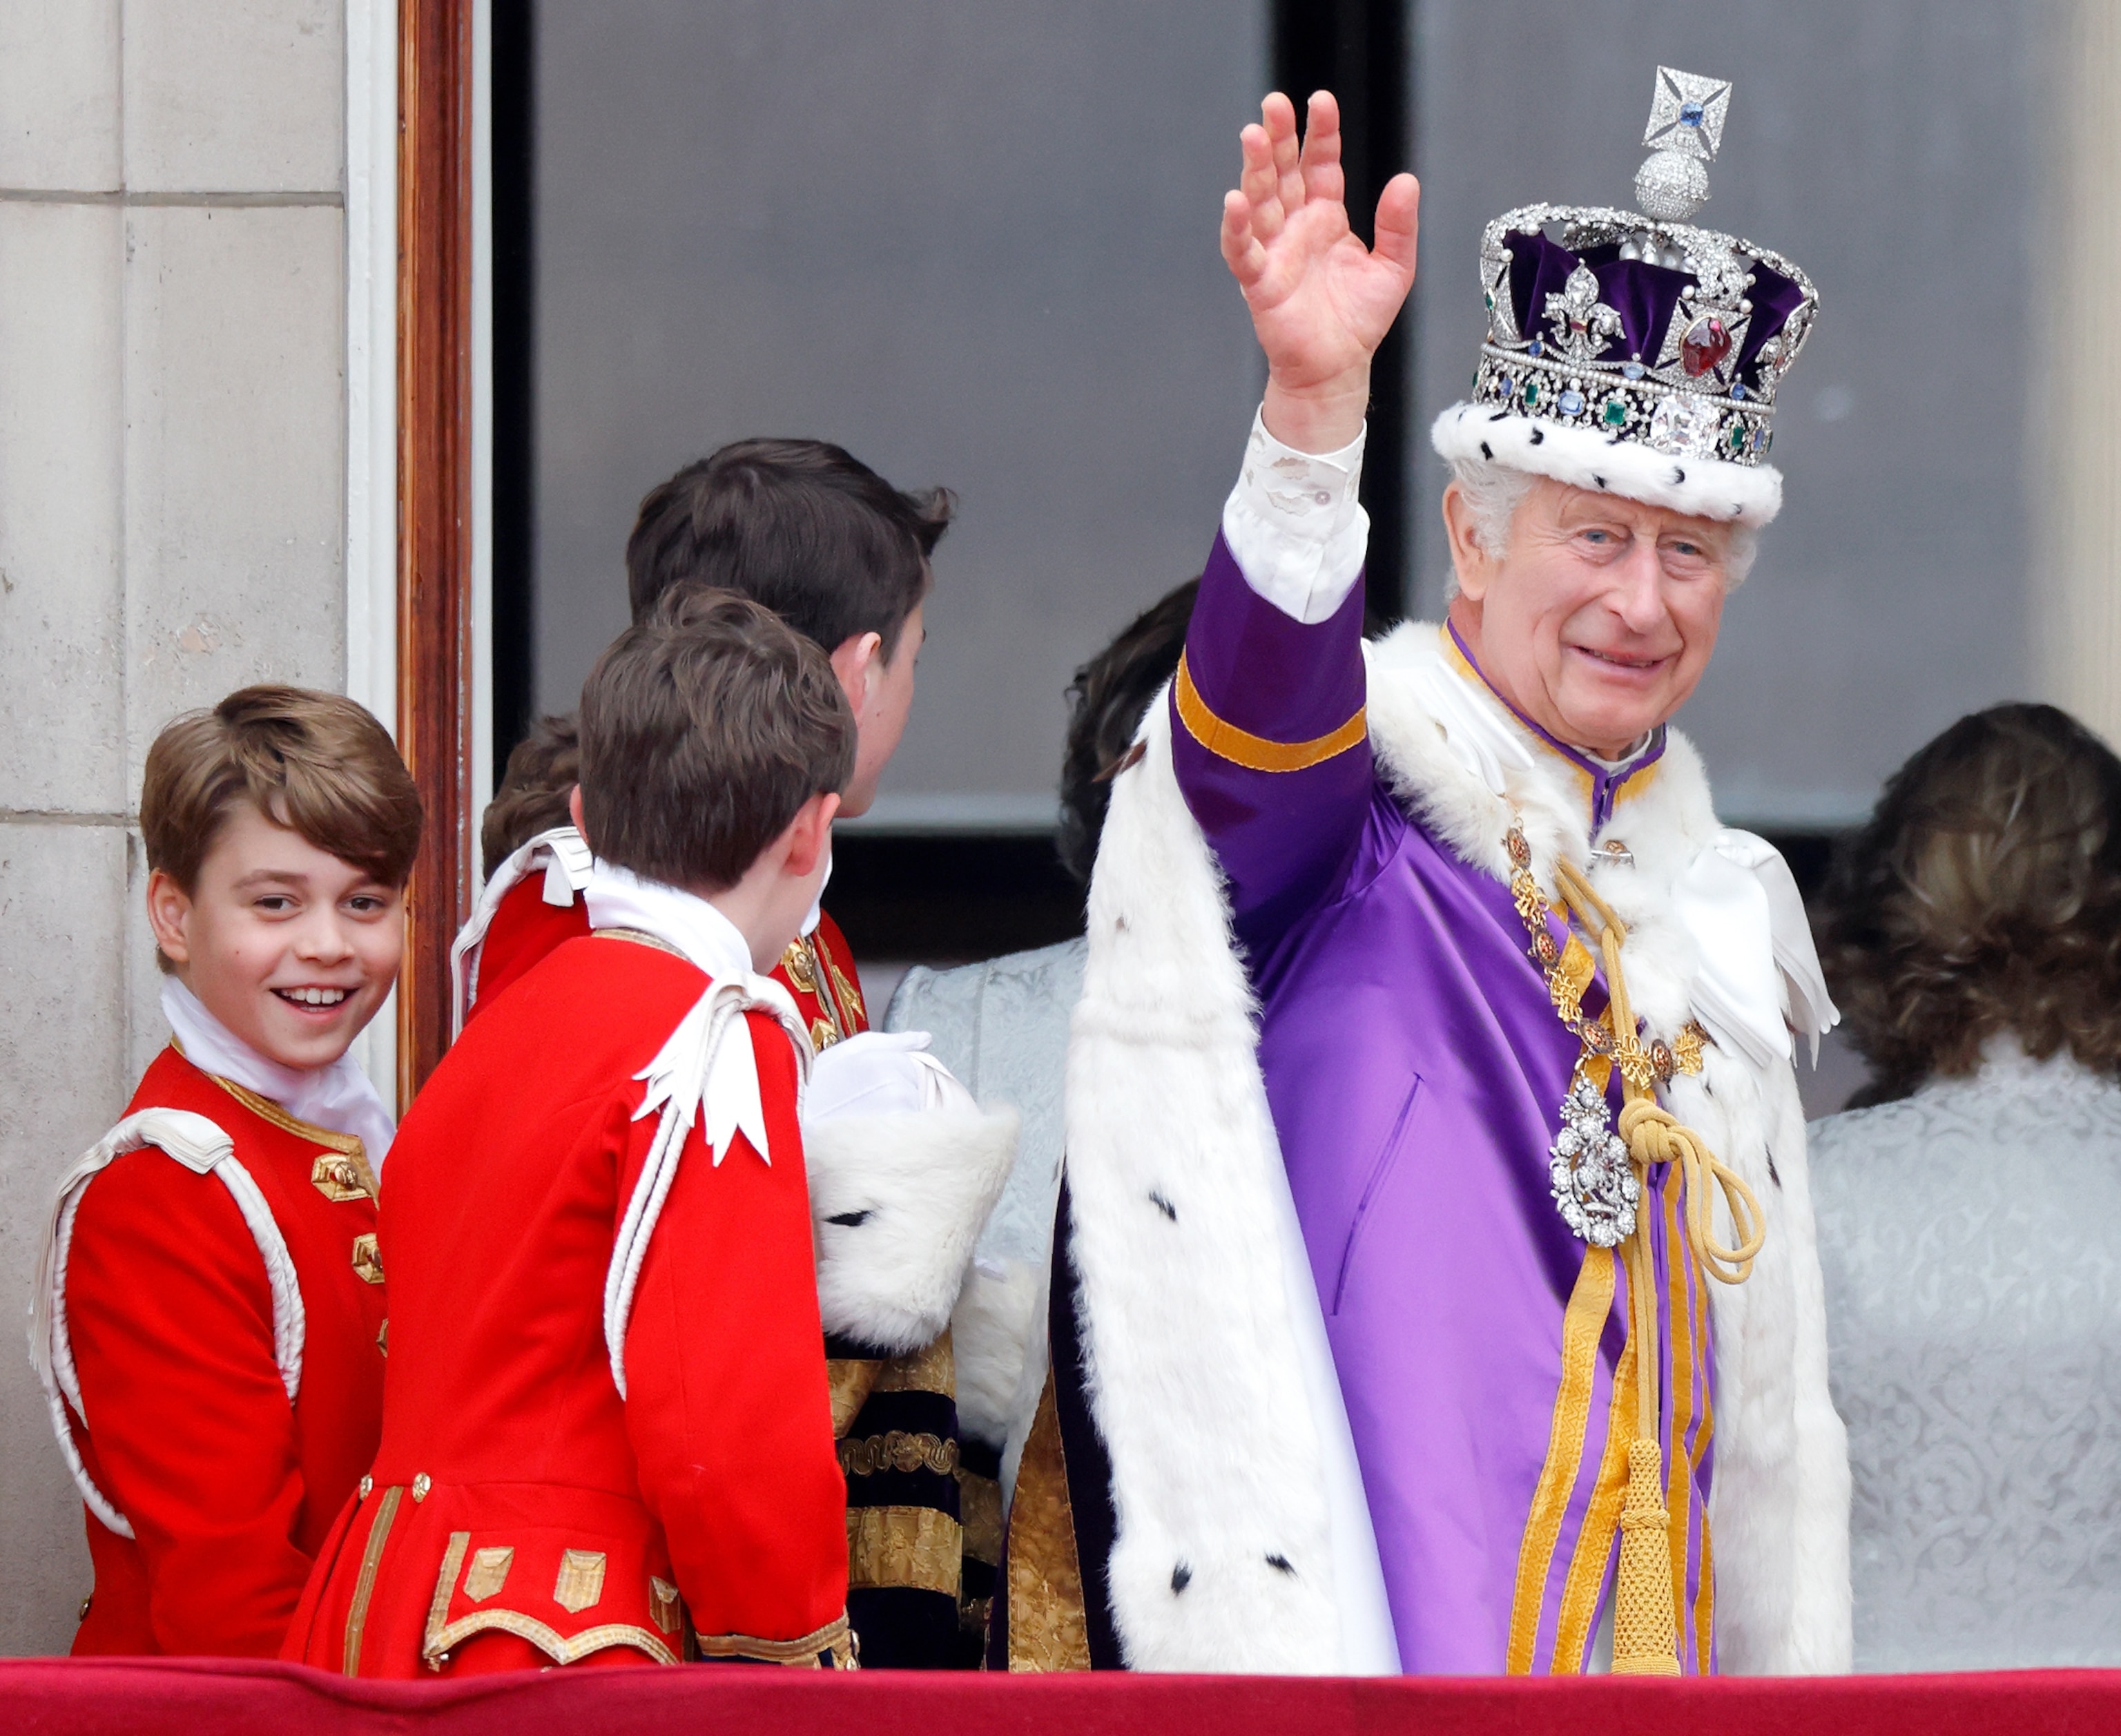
[695,1612,854,1668]
[840,1430,960,1478]
[827,1358,883,1438]
[846,1504,962,1598]
[342,1483,404,1676]
[1174,651,1366,773]
[425,1608,679,1670]
[869,1331,954,1397]
[958,1469,1003,1567]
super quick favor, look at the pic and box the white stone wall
[0,0,350,1655]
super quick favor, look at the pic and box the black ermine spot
[1479,441,1493,461]
[1529,427,1544,445]
[826,1211,871,1227]
[1172,1563,1192,1593]
[1150,1190,1178,1222]
[1766,1150,1782,1189]
[1266,1554,1295,1575]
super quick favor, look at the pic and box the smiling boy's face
[147,800,405,1070]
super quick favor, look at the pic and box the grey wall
[0,0,352,1655]
[532,0,1268,824]
[1413,1,2036,824]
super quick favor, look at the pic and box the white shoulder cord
[29,1108,306,1539]
[602,976,810,1398]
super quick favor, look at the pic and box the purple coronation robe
[1171,532,1716,1675]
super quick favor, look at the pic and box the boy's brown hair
[579,588,855,890]
[142,687,424,965]
[481,713,579,874]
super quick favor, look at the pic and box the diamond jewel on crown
[1543,265,1623,365]
[1636,66,1730,221]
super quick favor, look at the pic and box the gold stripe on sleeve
[1173,653,1366,773]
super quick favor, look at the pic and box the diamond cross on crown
[1643,66,1731,162]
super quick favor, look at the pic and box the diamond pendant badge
[1549,1070,1640,1248]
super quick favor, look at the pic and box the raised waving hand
[1221,90,1420,454]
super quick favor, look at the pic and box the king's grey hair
[1442,456,1760,592]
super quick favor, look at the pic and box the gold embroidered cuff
[695,1612,855,1668]
[839,1430,960,1478]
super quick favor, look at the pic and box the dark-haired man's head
[577,587,856,968]
[626,438,953,818]
[1056,579,1200,885]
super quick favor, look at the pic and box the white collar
[160,977,398,1167]
[581,860,761,986]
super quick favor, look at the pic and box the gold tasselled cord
[1547,856,1768,1675]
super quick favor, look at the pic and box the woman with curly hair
[1810,702,2121,1670]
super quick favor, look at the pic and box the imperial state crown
[1431,66,1819,528]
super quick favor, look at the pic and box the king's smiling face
[1442,474,1733,760]
[147,800,405,1071]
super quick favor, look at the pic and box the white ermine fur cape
[1044,620,1852,1675]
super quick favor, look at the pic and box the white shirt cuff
[1220,407,1370,624]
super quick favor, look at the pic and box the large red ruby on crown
[1681,315,1733,378]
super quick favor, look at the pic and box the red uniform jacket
[60,1048,388,1656]
[459,829,869,1048]
[285,934,850,1677]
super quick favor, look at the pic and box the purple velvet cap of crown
[1503,230,1806,394]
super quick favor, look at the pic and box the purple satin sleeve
[1170,530,1374,948]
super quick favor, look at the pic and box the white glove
[805,1030,976,1123]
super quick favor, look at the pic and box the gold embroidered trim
[695,1612,854,1668]
[196,1065,369,1159]
[827,1358,883,1438]
[958,1469,1003,1567]
[423,1530,471,1668]
[592,927,689,961]
[351,1232,385,1285]
[464,1546,513,1602]
[1174,652,1366,773]
[826,958,866,1029]
[650,1575,682,1637]
[846,1505,962,1597]
[798,935,846,1046]
[870,1331,954,1397]
[425,1608,679,1670]
[839,1430,960,1478]
[1005,1374,1092,1671]
[341,1483,404,1676]
[1504,1244,1615,1672]
[554,1549,607,1614]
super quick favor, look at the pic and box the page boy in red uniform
[451,441,1018,1666]
[32,688,420,1656]
[287,589,862,1675]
